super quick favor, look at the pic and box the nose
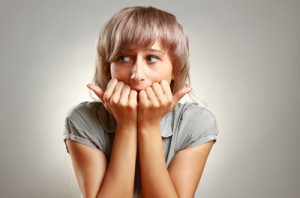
[130,59,145,82]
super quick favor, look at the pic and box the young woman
[63,6,219,198]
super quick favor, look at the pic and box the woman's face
[110,40,173,91]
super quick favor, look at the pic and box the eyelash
[117,55,160,64]
[146,56,159,63]
[119,55,131,62]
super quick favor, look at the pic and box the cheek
[166,72,173,84]
[110,65,130,80]
[110,66,118,78]
[110,64,120,78]
[163,65,173,83]
[149,68,173,84]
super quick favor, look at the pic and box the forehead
[122,39,167,54]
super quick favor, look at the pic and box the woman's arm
[66,139,107,198]
[97,123,137,198]
[66,79,138,198]
[168,141,214,198]
[138,81,214,198]
[138,126,214,198]
[138,125,177,198]
[66,123,137,198]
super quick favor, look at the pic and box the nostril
[130,73,144,82]
[130,63,145,82]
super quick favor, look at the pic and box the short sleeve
[175,103,219,153]
[63,105,103,153]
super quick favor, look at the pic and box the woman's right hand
[87,78,138,127]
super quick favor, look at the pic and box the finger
[103,78,118,102]
[172,87,192,108]
[119,84,131,105]
[146,87,159,106]
[111,81,124,104]
[87,84,104,102]
[160,80,172,100]
[139,90,149,106]
[152,82,165,101]
[128,90,138,107]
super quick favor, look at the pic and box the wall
[0,0,299,197]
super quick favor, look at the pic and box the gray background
[0,0,299,197]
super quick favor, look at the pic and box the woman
[63,6,219,198]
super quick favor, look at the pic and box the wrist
[138,117,161,127]
[116,122,137,133]
[138,122,161,135]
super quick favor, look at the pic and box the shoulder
[64,101,112,155]
[65,101,107,136]
[66,101,116,133]
[173,102,219,151]
[66,101,102,120]
[177,102,217,129]
[172,102,217,128]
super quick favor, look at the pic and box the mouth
[131,87,144,92]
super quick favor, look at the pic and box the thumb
[172,87,192,108]
[87,84,104,102]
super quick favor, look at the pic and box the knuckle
[124,84,130,90]
[158,97,165,104]
[167,94,172,101]
[153,104,159,108]
[152,82,159,88]
[111,97,119,105]
[118,81,124,87]
[103,94,110,102]
[142,102,149,108]
[111,78,118,84]
[130,90,137,97]
[162,80,168,86]
[146,87,152,92]
[128,102,137,110]
[119,101,126,108]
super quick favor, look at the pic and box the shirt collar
[159,112,173,138]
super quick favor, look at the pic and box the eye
[119,55,131,62]
[146,56,158,63]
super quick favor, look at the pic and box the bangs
[96,6,190,94]
[107,7,178,62]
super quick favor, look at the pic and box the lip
[130,82,151,91]
[130,84,148,91]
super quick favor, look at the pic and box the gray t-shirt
[63,101,219,198]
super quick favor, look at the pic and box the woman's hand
[86,79,138,198]
[138,80,192,128]
[87,78,138,127]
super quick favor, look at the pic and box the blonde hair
[92,6,190,94]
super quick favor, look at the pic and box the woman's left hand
[138,80,192,128]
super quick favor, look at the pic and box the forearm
[97,124,137,198]
[138,125,178,198]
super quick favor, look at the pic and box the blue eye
[119,56,130,62]
[146,56,158,63]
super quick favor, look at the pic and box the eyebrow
[123,48,166,55]
[145,48,166,55]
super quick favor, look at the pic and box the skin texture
[66,40,215,198]
[109,40,173,92]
